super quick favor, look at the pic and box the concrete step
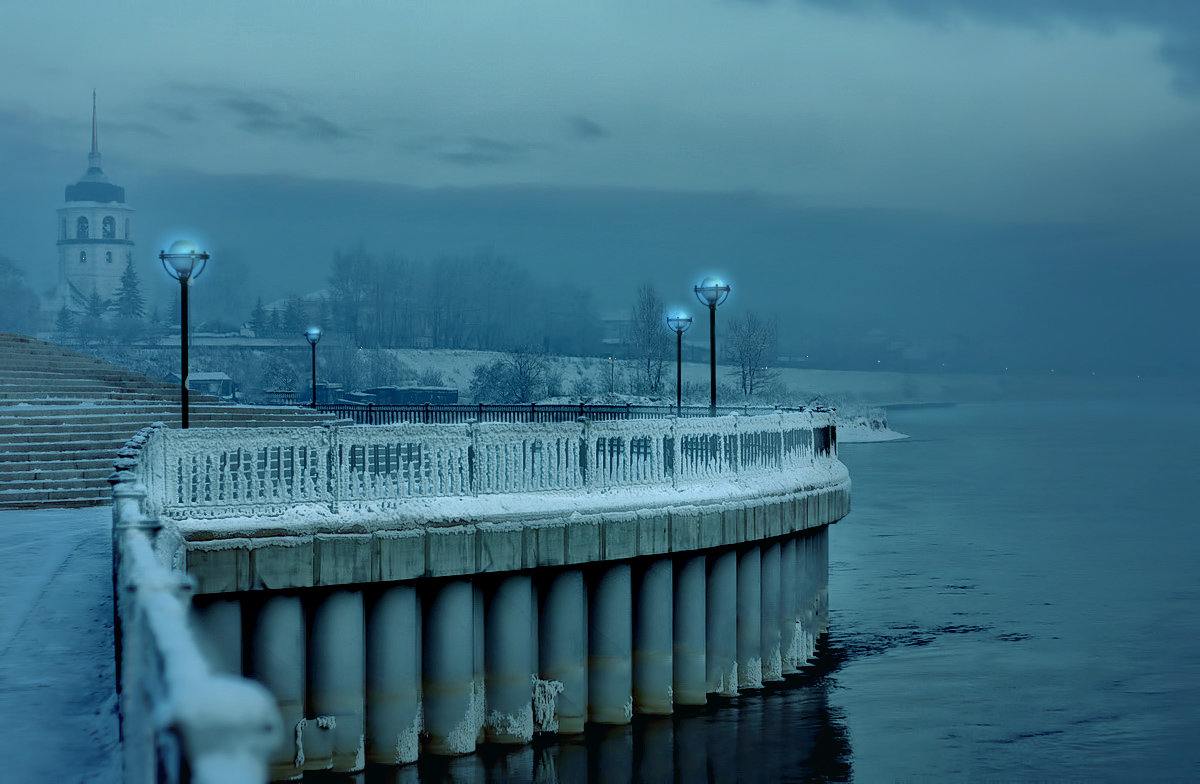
[0,449,116,464]
[0,466,112,482]
[0,475,99,491]
[0,488,109,508]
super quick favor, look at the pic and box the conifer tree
[112,257,146,319]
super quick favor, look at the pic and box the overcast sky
[3,0,1199,375]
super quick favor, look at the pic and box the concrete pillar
[760,540,783,682]
[191,596,241,676]
[780,536,800,674]
[539,569,587,733]
[309,589,365,772]
[249,594,305,781]
[589,562,633,724]
[736,546,763,690]
[366,584,422,766]
[799,529,816,662]
[473,582,486,744]
[672,554,706,705]
[485,574,534,744]
[705,548,737,696]
[817,524,830,640]
[423,579,477,755]
[633,558,673,715]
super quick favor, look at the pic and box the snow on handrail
[137,411,837,519]
[111,429,281,784]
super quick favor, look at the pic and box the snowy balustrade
[111,412,846,782]
[146,411,836,519]
[110,427,281,784]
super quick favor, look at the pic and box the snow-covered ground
[0,506,120,783]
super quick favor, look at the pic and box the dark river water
[359,397,1200,783]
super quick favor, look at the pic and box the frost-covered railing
[143,411,836,520]
[111,427,280,784]
[320,401,791,425]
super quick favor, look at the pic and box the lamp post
[160,240,209,429]
[305,326,322,409]
[666,312,692,415]
[693,277,730,415]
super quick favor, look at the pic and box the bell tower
[54,92,135,312]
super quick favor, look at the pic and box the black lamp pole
[160,241,209,430]
[694,278,730,417]
[667,313,692,416]
[179,276,189,428]
[707,303,716,414]
[305,327,323,409]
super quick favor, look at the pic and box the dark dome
[65,168,125,203]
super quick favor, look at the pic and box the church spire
[88,90,102,172]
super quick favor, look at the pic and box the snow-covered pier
[110,411,850,782]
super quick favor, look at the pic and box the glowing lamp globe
[693,277,730,307]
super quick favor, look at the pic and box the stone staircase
[0,332,334,509]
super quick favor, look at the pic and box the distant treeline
[254,247,603,355]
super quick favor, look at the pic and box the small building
[361,386,460,405]
[169,372,238,401]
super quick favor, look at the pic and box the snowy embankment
[833,407,908,443]
[0,506,119,783]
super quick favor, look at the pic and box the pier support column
[706,549,737,696]
[816,525,830,641]
[485,574,534,744]
[736,546,763,690]
[780,537,800,674]
[366,585,422,765]
[760,541,783,682]
[249,595,305,782]
[192,596,242,676]
[798,531,816,663]
[589,562,633,724]
[633,558,673,715]
[309,589,365,772]
[673,554,706,705]
[539,569,587,734]
[423,579,477,755]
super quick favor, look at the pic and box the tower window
[80,251,87,264]
[105,251,113,264]
[76,217,89,239]
[126,252,132,265]
[102,216,116,239]
[61,219,67,239]
[124,219,130,239]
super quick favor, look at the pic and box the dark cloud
[787,0,1200,94]
[567,115,608,140]
[159,82,353,141]
[401,134,534,166]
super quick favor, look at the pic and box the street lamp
[666,312,692,415]
[160,240,209,429]
[693,276,730,415]
[305,326,322,409]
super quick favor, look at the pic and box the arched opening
[61,218,67,239]
[102,216,116,239]
[76,217,89,239]
[106,251,113,264]
[124,218,130,239]
[79,251,87,264]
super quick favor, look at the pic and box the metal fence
[140,411,837,520]
[317,402,806,425]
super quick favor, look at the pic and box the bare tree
[726,312,778,397]
[469,347,556,402]
[628,284,671,394]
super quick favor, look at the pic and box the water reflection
[310,660,851,784]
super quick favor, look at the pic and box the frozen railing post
[326,422,342,513]
[467,419,479,495]
[669,417,679,488]
[578,417,591,488]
